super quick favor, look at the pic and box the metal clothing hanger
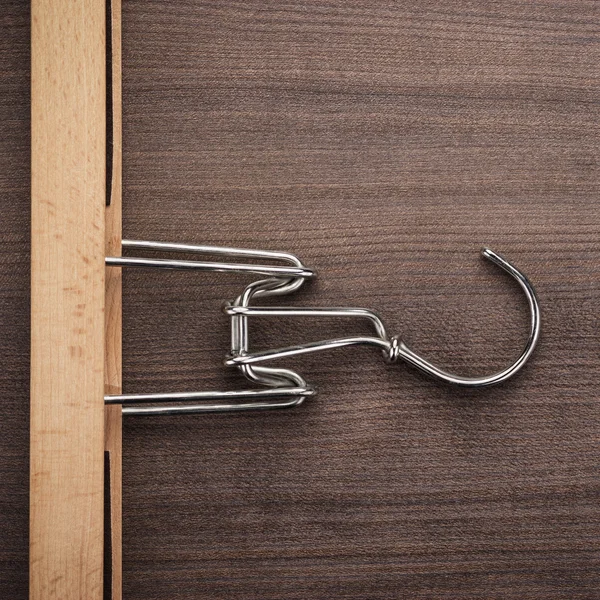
[105,241,540,415]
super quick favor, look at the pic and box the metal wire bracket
[105,241,540,415]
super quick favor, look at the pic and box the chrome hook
[391,248,540,387]
[106,242,540,415]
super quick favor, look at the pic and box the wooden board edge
[104,0,123,598]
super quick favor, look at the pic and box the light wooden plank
[30,1,106,598]
[104,0,123,597]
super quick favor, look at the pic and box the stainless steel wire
[106,240,314,279]
[105,240,315,414]
[105,241,541,414]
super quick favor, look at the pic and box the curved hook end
[396,248,541,387]
[481,247,509,270]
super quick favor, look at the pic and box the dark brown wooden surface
[0,1,30,597]
[2,1,600,597]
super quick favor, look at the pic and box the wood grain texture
[0,3,30,596]
[0,0,599,598]
[119,2,599,598]
[30,0,105,598]
[104,0,123,598]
